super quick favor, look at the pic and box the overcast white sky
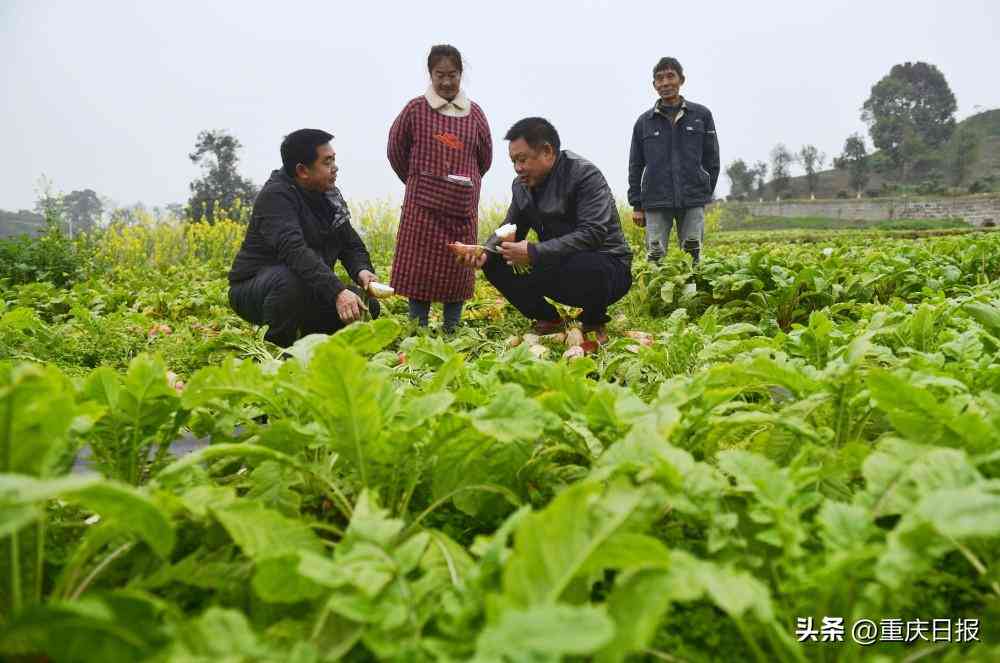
[2,0,999,212]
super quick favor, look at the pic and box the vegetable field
[2,206,1000,662]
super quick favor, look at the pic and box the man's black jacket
[627,98,720,210]
[506,151,632,266]
[228,169,373,307]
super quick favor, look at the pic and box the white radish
[494,223,517,239]
[624,330,654,346]
[565,328,584,348]
[166,371,186,393]
[562,345,585,361]
[367,282,395,299]
[528,344,549,359]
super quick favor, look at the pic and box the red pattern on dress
[387,97,492,302]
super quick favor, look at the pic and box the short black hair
[427,44,463,73]
[504,117,560,153]
[281,129,334,177]
[653,57,685,80]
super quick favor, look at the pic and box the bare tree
[770,144,794,199]
[752,161,768,200]
[834,133,871,198]
[797,145,826,199]
[725,159,756,199]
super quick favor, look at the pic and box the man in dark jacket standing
[628,57,720,264]
[228,129,380,347]
[459,117,632,342]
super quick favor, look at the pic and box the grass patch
[712,226,998,245]
[720,215,969,232]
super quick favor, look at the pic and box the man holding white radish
[452,117,632,343]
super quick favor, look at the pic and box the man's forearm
[342,255,374,282]
[627,129,645,207]
[272,228,347,304]
[285,246,347,303]
[340,225,375,283]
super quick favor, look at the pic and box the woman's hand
[448,242,488,268]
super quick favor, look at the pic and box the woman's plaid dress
[387,96,492,302]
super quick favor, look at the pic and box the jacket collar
[272,168,322,200]
[648,96,688,120]
[530,150,566,193]
[269,169,349,230]
[424,86,471,116]
[273,168,296,188]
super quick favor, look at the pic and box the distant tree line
[1,180,107,238]
[725,60,991,201]
[2,127,260,236]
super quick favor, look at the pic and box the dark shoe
[532,318,565,335]
[581,322,609,345]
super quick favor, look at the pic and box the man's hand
[499,240,532,266]
[336,288,364,323]
[356,269,377,290]
[632,209,646,227]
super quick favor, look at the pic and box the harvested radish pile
[504,324,614,361]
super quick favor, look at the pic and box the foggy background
[2,0,998,211]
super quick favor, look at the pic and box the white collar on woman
[424,86,471,118]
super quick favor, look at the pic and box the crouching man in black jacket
[458,117,632,343]
[228,129,380,347]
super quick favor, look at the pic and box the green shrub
[969,177,997,194]
[0,220,83,287]
[915,179,947,196]
[881,182,901,196]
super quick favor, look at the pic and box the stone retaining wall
[744,195,1000,227]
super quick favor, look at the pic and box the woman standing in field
[387,44,493,333]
